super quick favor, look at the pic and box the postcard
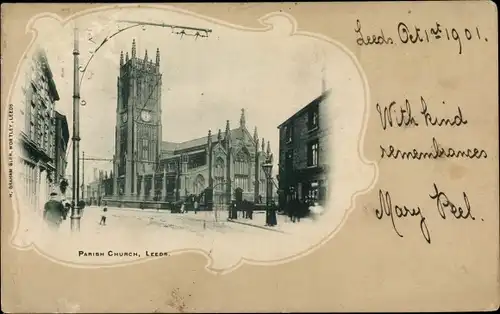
[1,2,499,313]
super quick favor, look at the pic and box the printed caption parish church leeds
[96,40,272,208]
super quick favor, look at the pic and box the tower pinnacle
[225,120,231,142]
[217,129,222,142]
[132,39,136,58]
[240,108,246,128]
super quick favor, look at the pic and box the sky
[18,8,338,185]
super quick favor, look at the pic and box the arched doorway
[193,174,205,195]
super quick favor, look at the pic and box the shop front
[290,166,328,206]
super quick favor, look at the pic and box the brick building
[110,40,272,207]
[277,89,332,207]
[16,48,60,213]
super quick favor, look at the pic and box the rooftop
[277,88,332,129]
[161,127,246,154]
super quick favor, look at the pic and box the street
[74,206,292,236]
[33,204,328,269]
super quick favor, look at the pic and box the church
[110,40,272,207]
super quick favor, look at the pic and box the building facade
[54,110,69,183]
[277,89,331,207]
[154,110,270,206]
[110,40,272,206]
[16,48,60,213]
[86,170,112,205]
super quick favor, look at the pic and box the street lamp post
[262,154,276,227]
[70,27,82,232]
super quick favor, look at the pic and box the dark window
[142,139,149,160]
[168,162,174,172]
[307,141,319,167]
[308,106,319,130]
[285,125,292,143]
[285,149,293,171]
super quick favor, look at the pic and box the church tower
[113,39,162,198]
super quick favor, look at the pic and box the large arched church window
[214,157,224,191]
[234,149,250,192]
[193,174,206,195]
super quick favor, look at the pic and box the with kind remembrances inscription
[377,96,487,160]
[371,96,488,244]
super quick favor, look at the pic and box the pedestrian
[180,201,186,214]
[269,201,278,226]
[292,198,301,223]
[77,199,86,217]
[229,202,237,220]
[248,201,254,220]
[61,198,71,217]
[43,192,66,230]
[99,205,108,226]
[244,201,250,219]
[194,198,199,214]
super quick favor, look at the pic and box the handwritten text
[355,19,488,55]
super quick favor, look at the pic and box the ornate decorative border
[3,4,379,275]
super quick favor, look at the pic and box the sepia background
[1,2,499,312]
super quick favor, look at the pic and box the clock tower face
[141,110,152,122]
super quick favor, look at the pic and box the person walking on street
[194,198,199,214]
[99,204,108,226]
[43,192,67,230]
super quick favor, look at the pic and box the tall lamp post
[262,153,276,226]
[70,27,82,232]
